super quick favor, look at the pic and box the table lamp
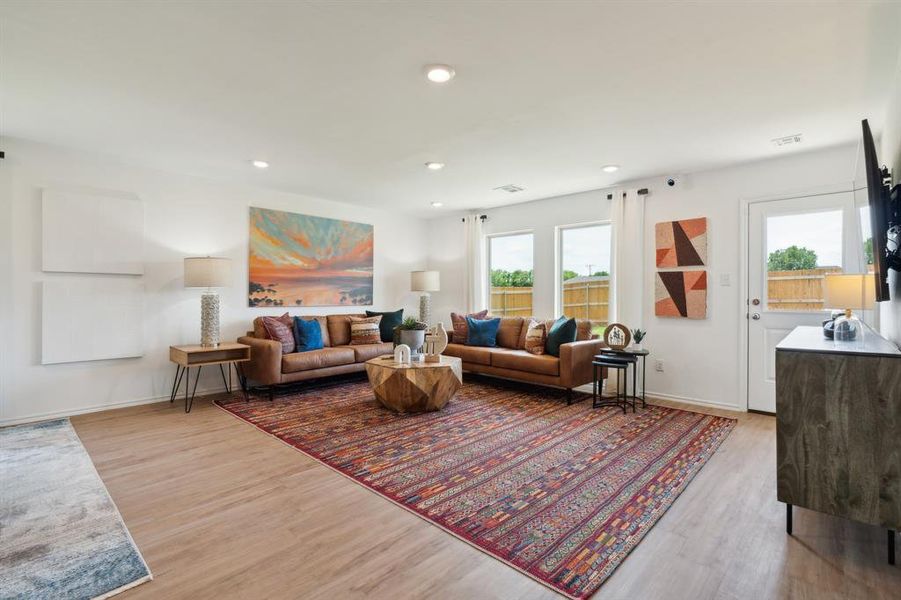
[184,257,231,347]
[411,270,440,326]
[824,273,874,342]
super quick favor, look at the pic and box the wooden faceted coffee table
[365,355,463,413]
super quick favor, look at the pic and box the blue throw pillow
[293,317,324,352]
[545,316,577,357]
[465,317,501,347]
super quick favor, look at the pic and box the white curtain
[463,213,486,313]
[610,189,646,330]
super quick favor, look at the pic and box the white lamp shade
[824,273,875,310]
[184,257,231,288]
[411,270,440,292]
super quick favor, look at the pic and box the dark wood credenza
[775,325,901,564]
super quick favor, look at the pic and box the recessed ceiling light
[251,160,269,169]
[425,162,445,170]
[424,64,455,83]
[431,202,444,207]
[602,165,619,173]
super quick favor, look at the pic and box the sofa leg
[566,388,573,405]
[268,387,274,402]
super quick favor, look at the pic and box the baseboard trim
[0,385,230,427]
[643,390,744,412]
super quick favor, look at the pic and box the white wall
[428,144,858,410]
[0,138,427,425]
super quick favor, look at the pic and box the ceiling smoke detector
[771,134,803,147]
[494,184,525,193]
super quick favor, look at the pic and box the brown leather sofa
[238,314,393,390]
[443,316,606,402]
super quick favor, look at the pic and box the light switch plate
[719,273,731,287]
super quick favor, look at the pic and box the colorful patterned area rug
[215,377,735,599]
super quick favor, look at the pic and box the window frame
[485,229,535,317]
[555,220,614,320]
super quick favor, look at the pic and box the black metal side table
[596,348,649,409]
[592,356,636,413]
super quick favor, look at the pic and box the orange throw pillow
[524,319,547,355]
[349,316,382,345]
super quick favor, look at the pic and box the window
[765,210,844,311]
[488,232,533,317]
[558,223,612,334]
[860,205,874,271]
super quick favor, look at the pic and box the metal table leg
[185,366,202,413]
[234,362,250,402]
[169,364,185,403]
[218,363,231,393]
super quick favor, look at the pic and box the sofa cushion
[450,310,488,344]
[496,317,524,349]
[293,317,324,352]
[281,347,355,373]
[298,316,330,347]
[443,343,492,365]
[523,319,547,355]
[576,319,594,341]
[466,317,501,347]
[546,316,577,357]
[349,316,382,345]
[490,349,560,377]
[253,313,292,340]
[326,314,365,347]
[351,342,394,363]
[261,316,295,353]
[365,309,403,343]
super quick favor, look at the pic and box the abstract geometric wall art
[655,271,707,318]
[249,207,373,307]
[655,217,707,267]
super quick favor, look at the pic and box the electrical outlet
[720,273,731,287]
[655,359,664,372]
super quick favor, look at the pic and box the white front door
[747,191,864,412]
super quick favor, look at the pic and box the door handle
[751,298,760,306]
[751,313,761,320]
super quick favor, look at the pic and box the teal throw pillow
[545,316,577,356]
[465,317,501,347]
[293,317,324,352]
[365,309,404,343]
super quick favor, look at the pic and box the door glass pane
[489,233,533,316]
[560,224,612,334]
[766,210,843,311]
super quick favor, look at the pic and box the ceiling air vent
[494,184,525,193]
[771,134,802,147]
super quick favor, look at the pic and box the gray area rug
[1,418,152,599]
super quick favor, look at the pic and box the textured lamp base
[200,292,220,347]
[419,293,432,327]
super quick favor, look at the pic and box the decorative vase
[399,330,425,357]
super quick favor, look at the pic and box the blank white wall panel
[42,189,144,274]
[41,279,144,364]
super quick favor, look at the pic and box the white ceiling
[2,1,900,217]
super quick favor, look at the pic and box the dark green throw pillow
[545,316,577,357]
[365,309,404,343]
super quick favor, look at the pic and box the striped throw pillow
[524,319,547,355]
[349,316,382,345]
[261,316,295,353]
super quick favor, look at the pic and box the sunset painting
[248,207,373,307]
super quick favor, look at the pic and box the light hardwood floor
[71,390,901,600]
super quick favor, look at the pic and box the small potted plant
[632,328,646,351]
[396,317,428,357]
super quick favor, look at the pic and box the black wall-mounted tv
[861,119,900,302]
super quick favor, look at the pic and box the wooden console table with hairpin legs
[169,343,251,413]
